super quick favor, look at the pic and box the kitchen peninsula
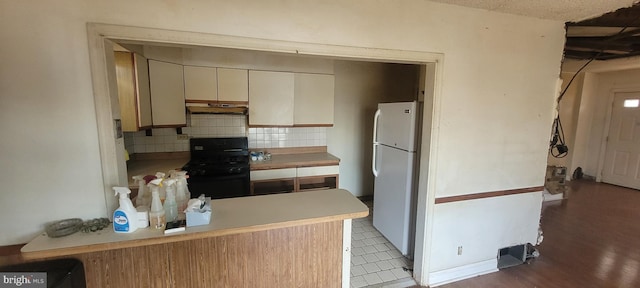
[21,189,368,288]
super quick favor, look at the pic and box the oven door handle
[223,149,245,152]
[189,173,248,181]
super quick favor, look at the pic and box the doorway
[602,91,640,189]
[86,23,442,284]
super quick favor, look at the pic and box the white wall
[0,1,566,284]
[430,192,542,272]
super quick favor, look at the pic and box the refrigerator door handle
[372,143,379,177]
[373,109,381,143]
[372,109,381,177]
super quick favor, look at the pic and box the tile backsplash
[124,114,327,154]
[247,127,326,149]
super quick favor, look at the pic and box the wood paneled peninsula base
[21,189,368,288]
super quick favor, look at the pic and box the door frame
[86,23,444,285]
[596,87,640,182]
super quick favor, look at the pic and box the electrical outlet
[457,246,463,255]
[177,134,189,140]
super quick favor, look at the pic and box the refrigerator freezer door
[373,144,415,256]
[375,101,417,152]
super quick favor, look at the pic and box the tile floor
[350,201,417,288]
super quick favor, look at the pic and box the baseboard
[428,259,498,287]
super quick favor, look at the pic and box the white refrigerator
[372,101,420,256]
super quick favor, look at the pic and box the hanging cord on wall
[548,55,598,158]
[549,116,568,158]
[549,24,633,158]
[548,56,597,158]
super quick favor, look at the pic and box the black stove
[182,137,250,199]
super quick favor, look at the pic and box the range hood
[187,105,248,115]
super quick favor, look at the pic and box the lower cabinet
[250,168,296,195]
[250,165,339,195]
[296,166,339,192]
[251,179,296,195]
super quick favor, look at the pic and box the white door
[602,92,640,189]
[375,102,418,152]
[373,144,415,256]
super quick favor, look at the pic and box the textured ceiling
[428,0,638,22]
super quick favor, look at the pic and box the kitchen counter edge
[20,189,367,259]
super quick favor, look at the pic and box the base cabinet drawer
[297,165,339,177]
[250,168,296,181]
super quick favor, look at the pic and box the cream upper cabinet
[148,60,186,127]
[134,54,153,129]
[248,70,294,126]
[184,65,217,102]
[114,52,152,132]
[294,73,335,126]
[217,68,248,103]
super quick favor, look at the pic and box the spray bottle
[175,171,191,216]
[148,178,166,229]
[168,169,178,179]
[132,175,149,208]
[155,172,167,200]
[113,187,138,233]
[163,179,178,222]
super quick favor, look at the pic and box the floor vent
[497,244,526,269]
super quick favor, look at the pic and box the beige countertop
[21,189,368,259]
[126,151,339,181]
[250,152,340,170]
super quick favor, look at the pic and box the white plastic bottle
[155,172,167,200]
[132,175,149,208]
[163,179,178,222]
[148,178,166,229]
[175,171,191,216]
[113,187,139,233]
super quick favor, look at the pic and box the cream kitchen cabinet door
[248,70,294,126]
[217,68,248,103]
[114,52,152,132]
[184,65,217,102]
[294,73,335,126]
[148,60,186,127]
[134,54,153,130]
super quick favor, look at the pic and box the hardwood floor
[435,180,640,288]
